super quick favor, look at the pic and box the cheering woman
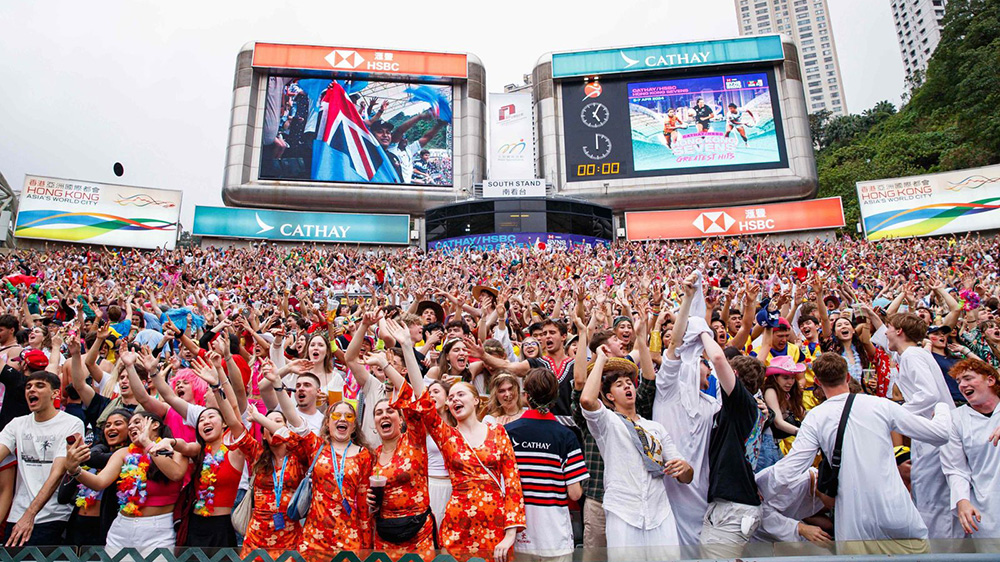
[213,361,308,559]
[362,320,436,556]
[64,412,188,557]
[413,379,526,562]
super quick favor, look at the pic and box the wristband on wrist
[68,468,82,478]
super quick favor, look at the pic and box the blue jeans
[756,430,781,472]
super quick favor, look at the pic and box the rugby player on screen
[724,103,755,146]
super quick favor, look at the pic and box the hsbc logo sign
[325,50,366,69]
[693,211,735,234]
[324,49,403,72]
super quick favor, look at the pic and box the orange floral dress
[280,431,373,562]
[367,383,435,558]
[231,431,305,560]
[412,390,526,559]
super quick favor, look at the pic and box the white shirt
[0,411,84,524]
[357,373,386,447]
[773,393,952,542]
[653,358,720,545]
[753,466,825,543]
[582,402,681,531]
[941,402,1000,537]
[896,345,960,539]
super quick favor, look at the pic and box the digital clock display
[576,162,622,176]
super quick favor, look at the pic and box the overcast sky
[0,0,906,228]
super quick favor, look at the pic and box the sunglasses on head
[330,411,356,422]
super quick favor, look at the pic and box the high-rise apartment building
[735,0,848,116]
[890,0,947,77]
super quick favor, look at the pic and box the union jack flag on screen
[311,81,400,183]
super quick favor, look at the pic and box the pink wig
[171,368,208,406]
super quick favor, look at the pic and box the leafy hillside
[812,0,1000,227]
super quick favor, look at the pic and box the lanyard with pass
[331,441,353,515]
[271,456,288,530]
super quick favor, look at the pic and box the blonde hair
[485,373,526,419]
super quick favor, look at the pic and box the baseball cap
[22,349,49,371]
[927,325,952,335]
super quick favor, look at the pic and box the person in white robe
[940,358,1000,549]
[772,352,952,555]
[652,272,720,548]
[884,312,962,539]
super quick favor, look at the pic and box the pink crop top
[145,476,184,508]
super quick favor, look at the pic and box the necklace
[117,443,151,516]
[194,443,228,516]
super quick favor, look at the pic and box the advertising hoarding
[260,77,453,187]
[561,68,786,183]
[551,36,784,78]
[252,43,468,79]
[192,206,410,245]
[856,165,1000,240]
[15,175,181,249]
[428,232,608,252]
[625,197,844,240]
[489,92,535,180]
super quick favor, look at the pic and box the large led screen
[561,68,787,182]
[260,76,454,186]
[628,72,781,171]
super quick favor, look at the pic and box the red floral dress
[412,390,526,559]
[281,431,373,562]
[231,432,305,560]
[367,383,435,558]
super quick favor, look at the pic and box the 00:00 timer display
[576,162,621,176]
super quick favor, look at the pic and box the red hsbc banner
[625,197,845,240]
[252,43,468,79]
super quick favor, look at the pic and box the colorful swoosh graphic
[944,175,1000,191]
[864,196,1000,239]
[15,210,177,242]
[115,192,177,208]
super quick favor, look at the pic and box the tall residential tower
[890,0,947,77]
[735,0,847,116]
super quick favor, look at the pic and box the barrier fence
[2,544,1000,562]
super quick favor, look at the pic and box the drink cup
[369,475,387,512]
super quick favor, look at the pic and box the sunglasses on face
[329,412,356,422]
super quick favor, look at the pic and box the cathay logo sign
[619,49,711,70]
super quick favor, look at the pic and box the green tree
[815,0,1000,228]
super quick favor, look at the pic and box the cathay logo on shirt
[510,436,552,450]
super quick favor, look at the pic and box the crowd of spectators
[0,233,997,560]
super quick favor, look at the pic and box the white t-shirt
[0,411,84,524]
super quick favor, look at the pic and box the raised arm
[580,346,609,412]
[129,348,169,418]
[68,337,96,406]
[382,318,425,396]
[702,329,736,395]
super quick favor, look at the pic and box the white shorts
[428,476,452,527]
[106,512,176,561]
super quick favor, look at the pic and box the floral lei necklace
[194,444,228,516]
[117,443,152,516]
[75,468,101,509]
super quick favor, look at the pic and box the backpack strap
[830,393,856,470]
